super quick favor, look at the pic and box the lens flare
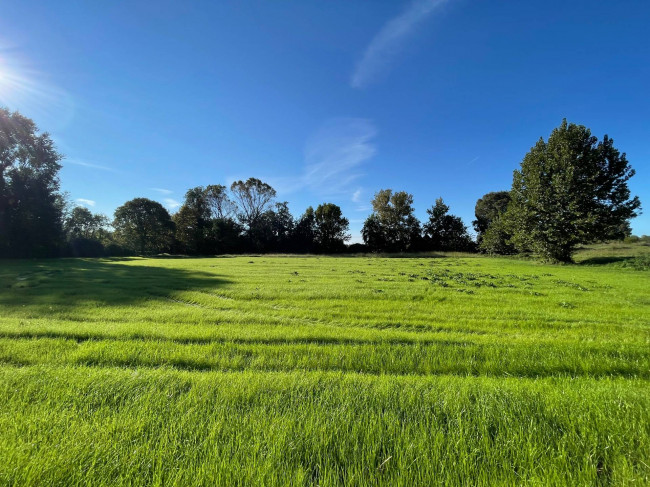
[0,50,74,129]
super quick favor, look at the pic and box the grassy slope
[0,249,648,485]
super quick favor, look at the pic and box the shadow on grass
[577,256,635,266]
[0,258,231,308]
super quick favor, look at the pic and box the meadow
[0,246,648,486]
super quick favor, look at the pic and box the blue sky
[1,0,648,241]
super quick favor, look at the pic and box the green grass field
[0,248,648,485]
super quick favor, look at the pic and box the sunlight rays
[0,48,75,129]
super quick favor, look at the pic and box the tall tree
[0,108,64,257]
[423,198,474,251]
[314,203,350,252]
[362,189,421,252]
[506,120,641,262]
[204,184,235,220]
[230,178,276,250]
[230,178,276,230]
[113,198,175,254]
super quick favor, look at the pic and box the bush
[345,243,369,254]
[625,254,650,271]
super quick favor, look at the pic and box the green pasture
[0,249,648,485]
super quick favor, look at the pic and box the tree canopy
[473,191,515,255]
[423,198,474,251]
[362,189,421,252]
[0,108,64,257]
[64,207,109,241]
[113,198,175,254]
[314,203,350,252]
[473,191,511,239]
[505,120,640,262]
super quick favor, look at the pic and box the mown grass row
[0,336,647,378]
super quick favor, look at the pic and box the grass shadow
[577,256,635,266]
[0,258,231,308]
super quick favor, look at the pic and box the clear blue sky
[1,0,648,241]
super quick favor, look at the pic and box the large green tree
[0,108,64,257]
[113,198,175,254]
[361,189,421,252]
[506,120,641,262]
[314,203,350,252]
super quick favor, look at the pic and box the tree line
[0,108,642,262]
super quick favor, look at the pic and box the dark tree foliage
[292,206,317,253]
[174,186,242,255]
[362,189,421,252]
[113,198,175,254]
[478,218,516,255]
[423,198,475,251]
[63,207,110,257]
[473,191,515,254]
[361,214,384,252]
[506,120,641,262]
[0,108,64,257]
[174,186,213,254]
[268,201,295,252]
[210,218,243,254]
[314,203,350,252]
[473,191,511,239]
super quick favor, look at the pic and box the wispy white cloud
[351,0,448,88]
[163,198,181,210]
[352,188,363,203]
[302,118,376,192]
[65,159,119,173]
[151,187,173,195]
[265,118,377,198]
[467,156,479,166]
[76,198,96,207]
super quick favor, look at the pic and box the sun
[0,57,25,105]
[0,60,13,99]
